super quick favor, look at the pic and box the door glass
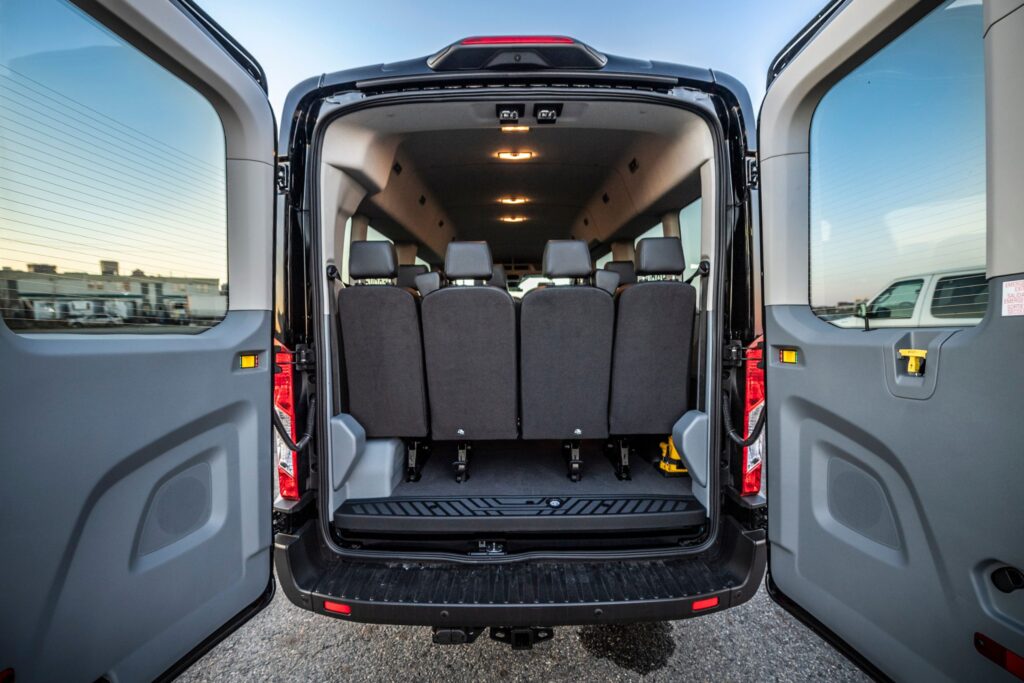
[867,279,922,320]
[809,0,985,326]
[0,0,227,333]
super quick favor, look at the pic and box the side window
[0,0,227,334]
[930,272,988,319]
[808,0,986,327]
[679,198,702,283]
[867,279,923,320]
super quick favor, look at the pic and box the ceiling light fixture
[498,196,528,205]
[499,215,528,223]
[500,125,530,132]
[496,151,534,161]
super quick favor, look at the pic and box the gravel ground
[180,579,867,682]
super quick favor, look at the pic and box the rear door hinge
[745,155,759,190]
[275,157,290,194]
[723,339,745,368]
[293,343,315,372]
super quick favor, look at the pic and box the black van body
[270,38,767,633]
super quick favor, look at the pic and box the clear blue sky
[200,0,827,118]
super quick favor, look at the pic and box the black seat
[595,269,620,295]
[609,237,696,435]
[520,240,614,440]
[420,241,518,441]
[488,264,507,289]
[605,260,636,287]
[397,264,428,290]
[337,241,428,437]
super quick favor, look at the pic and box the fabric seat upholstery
[337,241,428,437]
[609,237,696,435]
[520,240,614,440]
[421,241,518,440]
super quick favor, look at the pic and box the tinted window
[809,0,985,326]
[931,272,988,319]
[0,0,227,333]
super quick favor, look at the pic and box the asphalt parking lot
[180,579,867,682]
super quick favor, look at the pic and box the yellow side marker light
[779,348,798,364]
[239,353,259,369]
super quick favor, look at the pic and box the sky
[0,0,988,310]
[199,0,827,121]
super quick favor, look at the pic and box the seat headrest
[349,241,398,279]
[635,237,685,276]
[605,260,636,286]
[415,271,443,297]
[445,241,493,280]
[488,264,507,289]
[397,264,428,289]
[594,269,620,295]
[542,240,592,279]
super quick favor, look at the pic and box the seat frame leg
[616,438,631,481]
[565,439,582,482]
[454,442,470,483]
[405,440,424,482]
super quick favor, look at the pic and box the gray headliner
[320,100,713,264]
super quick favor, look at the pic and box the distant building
[1,260,225,325]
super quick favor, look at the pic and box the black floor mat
[392,440,691,498]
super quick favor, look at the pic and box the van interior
[315,98,720,553]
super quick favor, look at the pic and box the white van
[830,267,988,328]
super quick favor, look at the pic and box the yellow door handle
[898,348,928,375]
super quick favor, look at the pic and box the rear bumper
[274,518,765,627]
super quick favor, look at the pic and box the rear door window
[808,0,986,326]
[0,0,227,333]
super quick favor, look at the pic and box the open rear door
[0,0,275,680]
[760,1,1024,680]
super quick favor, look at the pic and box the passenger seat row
[338,237,696,445]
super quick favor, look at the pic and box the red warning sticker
[1003,280,1024,316]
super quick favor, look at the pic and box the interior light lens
[501,125,530,132]
[499,216,528,223]
[498,197,528,205]
[496,151,534,161]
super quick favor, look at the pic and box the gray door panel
[0,310,272,682]
[767,281,1024,681]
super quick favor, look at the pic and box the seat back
[605,260,637,286]
[520,240,614,440]
[397,264,427,290]
[609,237,696,435]
[421,241,518,440]
[337,241,428,437]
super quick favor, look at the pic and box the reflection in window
[809,0,985,327]
[0,0,227,333]
[931,272,988,319]
[868,279,922,320]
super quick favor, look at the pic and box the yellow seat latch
[658,439,688,477]
[898,348,928,376]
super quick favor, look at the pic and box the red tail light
[323,600,352,616]
[691,596,720,612]
[460,35,574,45]
[741,338,765,496]
[274,345,300,500]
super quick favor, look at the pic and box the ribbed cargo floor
[334,441,704,534]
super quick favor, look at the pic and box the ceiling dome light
[499,215,528,223]
[498,196,529,205]
[496,151,534,161]
[501,125,530,132]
